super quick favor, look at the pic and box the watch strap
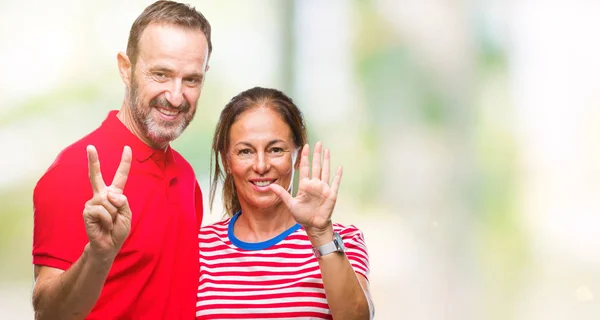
[312,232,344,258]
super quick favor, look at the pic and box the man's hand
[83,145,132,260]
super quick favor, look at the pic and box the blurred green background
[1,0,600,319]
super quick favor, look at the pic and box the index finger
[111,146,132,190]
[87,145,106,194]
[298,144,310,180]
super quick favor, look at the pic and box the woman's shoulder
[199,217,232,235]
[332,222,362,231]
[332,222,364,238]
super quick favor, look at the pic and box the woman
[196,87,373,319]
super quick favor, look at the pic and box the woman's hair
[209,87,308,217]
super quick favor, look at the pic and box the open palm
[270,142,343,231]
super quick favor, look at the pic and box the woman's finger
[322,147,330,185]
[330,166,343,198]
[311,141,322,180]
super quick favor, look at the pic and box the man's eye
[184,78,199,85]
[154,72,166,79]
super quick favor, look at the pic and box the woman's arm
[271,142,374,319]
[307,226,373,320]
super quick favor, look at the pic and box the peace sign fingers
[87,145,132,193]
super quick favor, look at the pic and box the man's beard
[129,79,196,147]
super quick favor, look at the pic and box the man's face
[128,23,209,147]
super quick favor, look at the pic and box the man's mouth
[157,107,179,117]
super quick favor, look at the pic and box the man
[31,1,212,319]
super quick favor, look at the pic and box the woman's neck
[233,203,298,243]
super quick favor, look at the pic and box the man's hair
[126,0,212,66]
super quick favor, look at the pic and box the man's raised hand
[83,145,132,260]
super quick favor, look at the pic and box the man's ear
[117,52,132,86]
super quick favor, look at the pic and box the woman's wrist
[305,222,334,247]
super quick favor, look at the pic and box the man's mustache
[149,96,190,112]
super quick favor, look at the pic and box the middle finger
[311,141,322,180]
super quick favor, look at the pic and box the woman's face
[226,106,297,211]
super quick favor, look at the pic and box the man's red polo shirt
[33,110,203,319]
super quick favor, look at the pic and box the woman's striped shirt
[196,213,370,319]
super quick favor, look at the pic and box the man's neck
[117,104,168,151]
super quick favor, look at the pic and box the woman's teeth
[253,181,273,187]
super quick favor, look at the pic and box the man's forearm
[33,244,115,320]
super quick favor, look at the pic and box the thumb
[270,183,294,210]
[108,192,132,220]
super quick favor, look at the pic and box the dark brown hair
[126,0,212,66]
[209,87,308,216]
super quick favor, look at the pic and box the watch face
[334,232,345,251]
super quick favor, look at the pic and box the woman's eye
[238,149,251,155]
[270,148,284,154]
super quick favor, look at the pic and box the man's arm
[32,246,114,320]
[32,146,133,319]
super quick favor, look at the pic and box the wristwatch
[312,232,345,258]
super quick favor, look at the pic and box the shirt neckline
[228,211,302,251]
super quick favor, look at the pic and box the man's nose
[165,80,184,107]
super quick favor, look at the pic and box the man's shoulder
[33,129,101,196]
[37,117,124,186]
[47,125,109,169]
